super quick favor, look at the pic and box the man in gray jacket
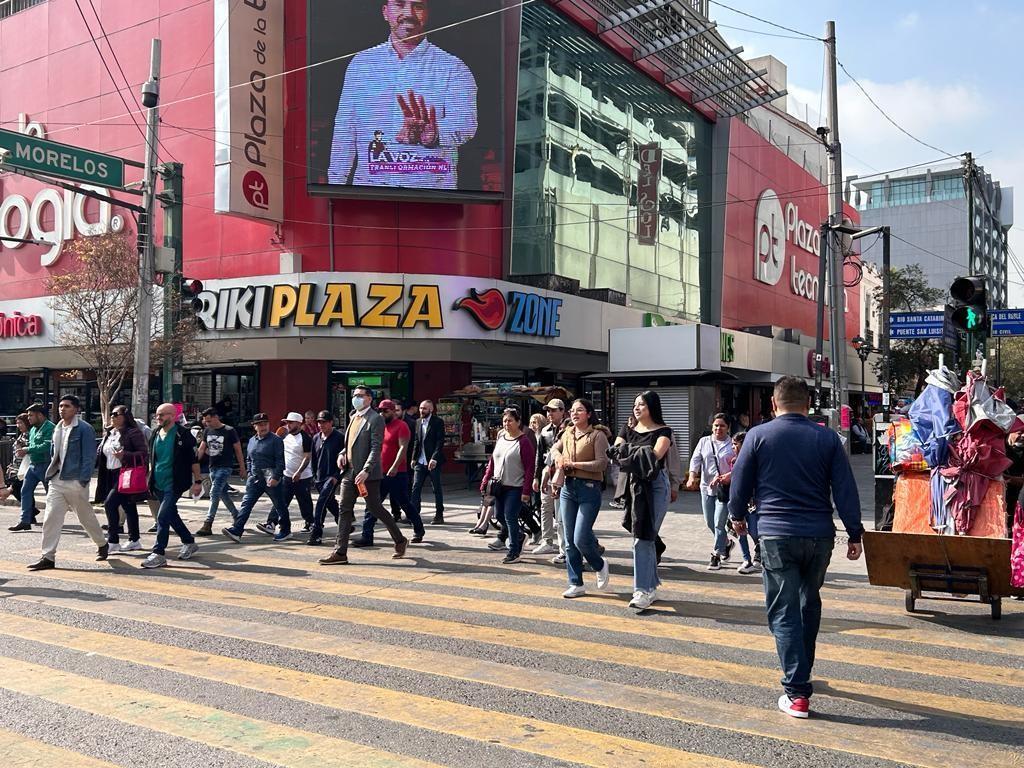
[319,386,408,565]
[29,395,107,570]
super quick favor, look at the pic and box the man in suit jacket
[320,385,408,565]
[410,399,447,524]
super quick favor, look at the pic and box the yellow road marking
[195,548,1024,657]
[3,564,1022,730]
[24,552,1017,689]
[0,725,119,767]
[0,636,753,768]
[0,599,1019,768]
[0,656,442,768]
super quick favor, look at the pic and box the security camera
[816,126,830,138]
[140,79,160,109]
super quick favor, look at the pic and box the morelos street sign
[0,128,125,188]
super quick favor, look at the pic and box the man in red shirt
[354,399,425,546]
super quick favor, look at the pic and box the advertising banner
[214,0,284,222]
[307,0,508,197]
[636,143,662,246]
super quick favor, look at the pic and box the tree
[47,232,197,424]
[871,264,946,397]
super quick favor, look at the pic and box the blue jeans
[495,485,524,557]
[633,471,669,593]
[560,477,604,586]
[738,513,759,561]
[205,467,238,524]
[19,463,46,525]
[230,474,287,535]
[311,478,339,538]
[364,471,423,542]
[152,487,195,555]
[761,536,834,699]
[701,492,729,555]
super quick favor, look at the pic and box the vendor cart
[863,530,1021,619]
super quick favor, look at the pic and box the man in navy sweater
[727,376,864,719]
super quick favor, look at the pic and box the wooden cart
[863,530,1022,620]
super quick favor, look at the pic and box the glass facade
[511,3,711,321]
[864,173,965,209]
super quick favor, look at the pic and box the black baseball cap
[26,403,47,415]
[316,410,333,422]
[251,413,270,424]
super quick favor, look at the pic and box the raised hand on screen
[396,90,439,148]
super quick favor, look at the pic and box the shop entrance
[328,364,411,425]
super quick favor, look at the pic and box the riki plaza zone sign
[0,114,125,267]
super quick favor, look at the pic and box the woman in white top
[686,412,735,570]
[479,408,536,565]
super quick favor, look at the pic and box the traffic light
[180,278,204,316]
[948,276,987,332]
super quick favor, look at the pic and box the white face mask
[351,396,366,411]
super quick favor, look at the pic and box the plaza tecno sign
[0,114,125,267]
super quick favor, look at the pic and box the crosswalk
[0,495,1021,768]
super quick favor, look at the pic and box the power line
[715,22,816,41]
[707,0,823,41]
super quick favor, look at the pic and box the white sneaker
[487,538,507,551]
[738,560,761,575]
[107,542,121,554]
[178,542,199,560]
[120,540,142,552]
[562,585,586,598]
[596,559,611,591]
[532,541,558,555]
[551,552,566,564]
[141,553,167,569]
[628,589,656,612]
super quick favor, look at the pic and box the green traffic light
[966,308,980,330]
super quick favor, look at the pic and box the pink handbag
[1012,503,1024,589]
[117,456,148,495]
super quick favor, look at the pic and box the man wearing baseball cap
[257,411,314,536]
[222,413,288,543]
[354,399,424,547]
[534,398,567,559]
[308,410,344,545]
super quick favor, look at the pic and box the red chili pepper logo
[453,288,507,331]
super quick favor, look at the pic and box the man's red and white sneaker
[778,694,810,719]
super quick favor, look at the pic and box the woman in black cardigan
[97,405,149,552]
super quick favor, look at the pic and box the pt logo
[754,189,785,286]
[242,170,269,210]
[453,288,562,338]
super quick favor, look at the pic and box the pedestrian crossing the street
[0,499,1021,768]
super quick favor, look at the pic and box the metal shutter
[615,387,691,465]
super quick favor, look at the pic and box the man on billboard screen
[327,0,478,190]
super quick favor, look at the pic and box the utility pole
[824,20,849,432]
[963,151,977,371]
[131,39,162,420]
[160,162,184,403]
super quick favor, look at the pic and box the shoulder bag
[117,454,149,495]
[712,448,730,503]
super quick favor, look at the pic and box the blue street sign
[990,309,1024,337]
[889,311,944,339]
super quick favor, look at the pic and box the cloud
[898,11,920,28]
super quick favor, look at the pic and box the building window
[0,0,45,20]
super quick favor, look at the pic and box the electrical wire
[707,0,823,41]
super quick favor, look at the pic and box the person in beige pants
[29,395,107,570]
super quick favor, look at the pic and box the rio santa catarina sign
[0,128,125,188]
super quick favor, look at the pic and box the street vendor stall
[440,383,572,487]
[865,363,1024,618]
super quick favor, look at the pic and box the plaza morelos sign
[0,127,125,188]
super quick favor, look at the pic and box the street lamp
[850,335,877,417]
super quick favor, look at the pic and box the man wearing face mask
[354,399,424,547]
[320,386,408,565]
[222,413,288,543]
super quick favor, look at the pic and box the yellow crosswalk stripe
[2,562,1021,730]
[17,552,1016,689]
[0,656,443,768]
[0,597,1018,768]
[0,641,753,768]
[192,548,1024,657]
[0,725,119,767]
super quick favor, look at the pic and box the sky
[708,0,1024,304]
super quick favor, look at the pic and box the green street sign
[0,128,125,188]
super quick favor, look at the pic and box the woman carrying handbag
[98,405,150,554]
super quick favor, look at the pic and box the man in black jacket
[410,399,446,524]
[142,403,203,569]
[308,409,343,545]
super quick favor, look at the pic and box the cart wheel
[991,597,1002,621]
[905,591,916,613]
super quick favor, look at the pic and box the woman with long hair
[550,398,611,597]
[98,405,150,553]
[611,391,672,612]
[479,408,536,564]
[1,414,41,526]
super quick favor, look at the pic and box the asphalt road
[0,455,1020,768]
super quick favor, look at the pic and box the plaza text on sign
[0,128,125,188]
[636,144,662,246]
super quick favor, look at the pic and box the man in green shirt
[9,403,54,531]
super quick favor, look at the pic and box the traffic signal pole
[130,39,162,421]
[160,162,184,403]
